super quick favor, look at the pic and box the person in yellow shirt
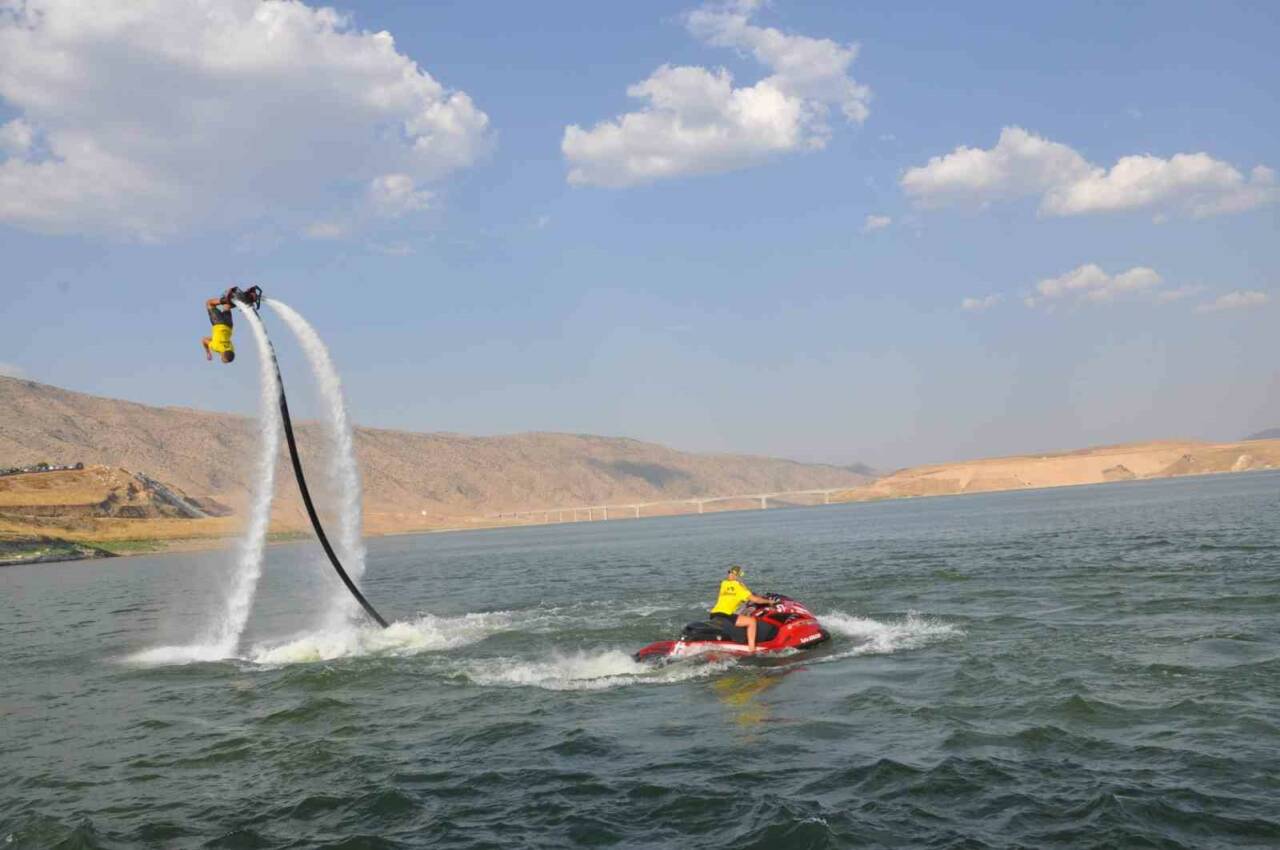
[709,565,773,651]
[201,292,237,364]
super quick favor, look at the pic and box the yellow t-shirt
[209,324,234,354]
[710,579,751,615]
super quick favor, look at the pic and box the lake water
[3,473,1279,848]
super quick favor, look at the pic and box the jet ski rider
[709,565,773,651]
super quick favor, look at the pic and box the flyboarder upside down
[200,286,262,364]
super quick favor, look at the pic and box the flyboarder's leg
[201,336,212,361]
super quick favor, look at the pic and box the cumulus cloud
[1195,290,1270,313]
[0,0,491,240]
[960,294,1001,312]
[1025,264,1163,308]
[562,0,870,187]
[861,214,891,233]
[903,127,1090,208]
[902,126,1277,219]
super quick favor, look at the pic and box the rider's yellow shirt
[210,324,234,353]
[710,579,751,615]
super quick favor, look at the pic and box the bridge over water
[487,488,849,524]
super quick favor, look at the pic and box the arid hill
[0,376,871,538]
[832,439,1280,504]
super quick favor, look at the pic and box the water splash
[127,307,281,664]
[819,610,963,658]
[265,298,366,629]
[250,612,516,665]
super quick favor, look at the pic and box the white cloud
[1195,290,1270,313]
[902,127,1090,208]
[1025,264,1162,308]
[303,221,348,240]
[562,0,869,187]
[1154,284,1203,304]
[960,294,1001,312]
[367,173,432,217]
[861,214,891,233]
[902,126,1277,219]
[0,361,24,378]
[0,118,33,155]
[0,0,491,240]
[1045,158,1277,218]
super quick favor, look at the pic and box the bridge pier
[760,496,767,510]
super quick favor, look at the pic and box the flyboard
[230,286,389,629]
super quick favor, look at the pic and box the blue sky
[2,0,1277,468]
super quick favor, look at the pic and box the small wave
[819,610,963,659]
[462,649,734,691]
[249,611,516,665]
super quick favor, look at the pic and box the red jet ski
[634,594,830,662]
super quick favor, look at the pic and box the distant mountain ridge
[0,376,872,532]
[1244,427,1280,441]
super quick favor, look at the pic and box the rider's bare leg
[201,337,212,361]
[735,615,758,651]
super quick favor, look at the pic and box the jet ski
[633,594,830,662]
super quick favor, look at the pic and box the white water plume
[128,307,281,665]
[204,308,283,654]
[265,298,367,629]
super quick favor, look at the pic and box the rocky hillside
[0,376,871,532]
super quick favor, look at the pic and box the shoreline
[5,465,1276,567]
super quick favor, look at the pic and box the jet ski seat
[681,618,779,645]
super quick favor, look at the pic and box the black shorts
[208,303,233,328]
[710,612,736,623]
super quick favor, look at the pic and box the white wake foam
[125,643,235,666]
[462,649,734,691]
[249,611,516,665]
[818,610,963,659]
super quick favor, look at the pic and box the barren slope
[0,376,870,533]
[832,439,1280,503]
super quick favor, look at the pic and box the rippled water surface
[4,473,1279,848]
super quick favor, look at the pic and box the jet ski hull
[633,595,830,662]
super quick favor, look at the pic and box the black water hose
[264,339,389,629]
